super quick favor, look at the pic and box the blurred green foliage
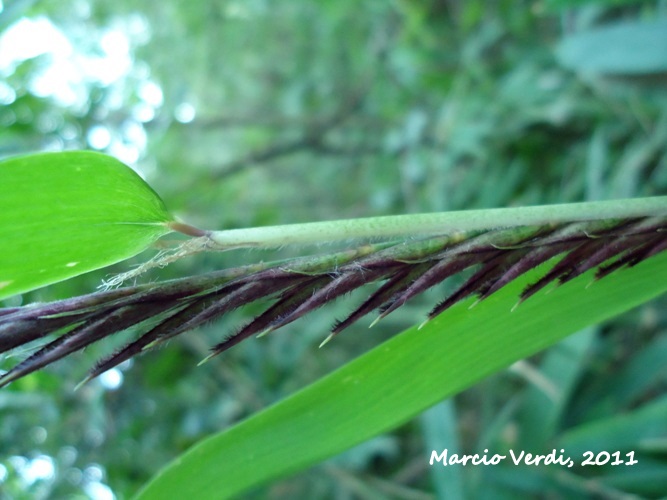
[1,0,666,498]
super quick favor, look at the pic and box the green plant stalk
[201,197,667,249]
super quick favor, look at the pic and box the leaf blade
[135,252,667,499]
[0,151,173,299]
[556,20,667,77]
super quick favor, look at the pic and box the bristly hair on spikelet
[1,215,665,388]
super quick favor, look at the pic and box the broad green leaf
[0,151,173,299]
[136,252,667,499]
[556,20,667,76]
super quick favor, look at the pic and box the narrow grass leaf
[556,19,667,77]
[136,252,667,499]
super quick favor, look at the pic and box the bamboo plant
[1,151,666,497]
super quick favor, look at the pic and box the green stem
[203,197,667,250]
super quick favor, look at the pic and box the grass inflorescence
[1,216,665,388]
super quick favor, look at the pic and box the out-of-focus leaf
[556,20,667,77]
[579,335,667,421]
[421,401,464,500]
[0,151,173,299]
[558,396,667,496]
[596,458,667,497]
[515,327,596,450]
[558,395,667,454]
[545,0,650,11]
